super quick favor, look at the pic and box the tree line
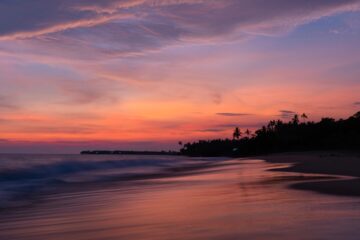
[180,112,360,157]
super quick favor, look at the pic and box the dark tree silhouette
[180,112,360,157]
[292,114,299,125]
[301,113,308,123]
[233,127,241,140]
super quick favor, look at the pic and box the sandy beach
[260,151,360,196]
[1,153,360,239]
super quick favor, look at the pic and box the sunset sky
[1,0,360,153]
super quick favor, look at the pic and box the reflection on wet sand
[1,160,360,240]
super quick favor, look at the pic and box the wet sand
[1,159,360,239]
[260,151,360,196]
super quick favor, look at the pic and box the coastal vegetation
[180,112,360,157]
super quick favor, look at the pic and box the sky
[0,0,360,153]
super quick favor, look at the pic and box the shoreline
[0,157,235,213]
[2,150,360,214]
[2,152,360,239]
[257,151,360,196]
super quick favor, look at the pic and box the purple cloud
[0,95,19,110]
[57,78,121,105]
[216,112,251,117]
[278,110,297,119]
[1,0,359,58]
[197,128,226,133]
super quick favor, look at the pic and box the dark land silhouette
[81,150,179,155]
[180,112,360,157]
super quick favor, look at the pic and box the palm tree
[267,120,276,131]
[245,129,251,137]
[292,114,299,125]
[301,113,308,123]
[233,127,241,140]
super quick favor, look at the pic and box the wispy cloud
[354,101,360,105]
[1,0,359,59]
[0,14,128,41]
[57,79,121,105]
[216,112,251,117]
[197,128,226,133]
[278,110,297,119]
[0,95,19,110]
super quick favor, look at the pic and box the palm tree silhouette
[301,113,308,123]
[233,127,241,140]
[292,114,299,125]
[179,111,360,157]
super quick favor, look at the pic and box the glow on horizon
[0,0,360,153]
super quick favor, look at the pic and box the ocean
[0,154,225,209]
